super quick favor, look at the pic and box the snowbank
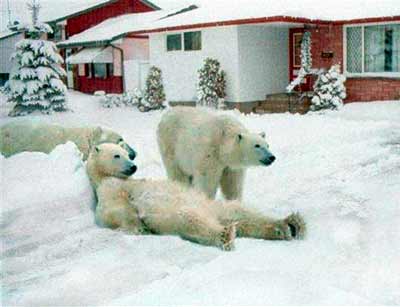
[1,91,400,305]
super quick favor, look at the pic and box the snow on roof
[58,10,167,47]
[133,0,400,33]
[58,0,400,47]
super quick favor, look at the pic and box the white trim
[343,20,400,27]
[343,21,400,77]
[345,72,400,78]
[361,24,365,73]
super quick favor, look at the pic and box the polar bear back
[157,107,246,174]
[1,121,68,157]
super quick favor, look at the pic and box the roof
[67,46,113,63]
[0,0,161,41]
[57,10,172,47]
[130,0,400,34]
[58,0,400,47]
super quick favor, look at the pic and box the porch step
[255,92,311,114]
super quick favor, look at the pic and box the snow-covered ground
[1,91,400,305]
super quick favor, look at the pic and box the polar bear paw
[283,212,306,240]
[220,223,237,251]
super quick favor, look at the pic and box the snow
[59,0,400,47]
[141,0,400,31]
[1,91,400,305]
[59,11,167,47]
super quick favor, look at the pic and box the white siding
[149,26,240,102]
[121,38,150,92]
[237,25,289,102]
[0,33,23,74]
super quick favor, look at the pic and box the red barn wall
[77,76,123,94]
[66,0,154,37]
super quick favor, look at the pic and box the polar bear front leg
[220,168,245,200]
[192,168,223,199]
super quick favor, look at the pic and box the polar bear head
[87,143,137,187]
[92,127,137,161]
[227,131,276,168]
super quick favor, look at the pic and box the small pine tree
[311,64,347,111]
[197,57,226,108]
[287,31,312,93]
[4,0,67,116]
[140,66,166,112]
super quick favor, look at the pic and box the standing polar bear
[0,120,136,160]
[88,143,305,250]
[157,107,276,200]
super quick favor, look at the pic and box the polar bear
[157,107,275,200]
[88,143,305,250]
[0,121,136,161]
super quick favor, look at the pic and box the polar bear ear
[260,132,266,139]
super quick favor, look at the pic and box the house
[58,10,165,93]
[0,0,159,86]
[60,0,400,111]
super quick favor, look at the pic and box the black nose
[130,165,137,173]
[129,153,136,160]
[269,156,276,163]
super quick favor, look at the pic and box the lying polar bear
[158,107,276,200]
[0,120,136,161]
[87,143,306,250]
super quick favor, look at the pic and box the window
[94,63,107,78]
[85,63,113,78]
[166,31,202,52]
[167,34,182,51]
[345,23,400,74]
[184,31,201,51]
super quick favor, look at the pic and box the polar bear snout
[260,154,276,166]
[123,164,137,176]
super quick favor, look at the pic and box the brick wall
[309,24,344,70]
[309,24,399,102]
[346,78,400,102]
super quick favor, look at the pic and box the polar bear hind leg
[178,208,236,250]
[212,202,306,240]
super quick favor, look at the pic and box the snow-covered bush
[197,57,226,108]
[4,1,67,116]
[97,89,144,108]
[141,66,166,112]
[287,31,313,93]
[311,64,347,111]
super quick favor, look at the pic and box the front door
[289,28,312,91]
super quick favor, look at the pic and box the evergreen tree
[4,0,67,116]
[311,64,346,111]
[140,66,166,112]
[197,57,226,108]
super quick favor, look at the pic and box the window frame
[343,21,400,78]
[165,31,202,52]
